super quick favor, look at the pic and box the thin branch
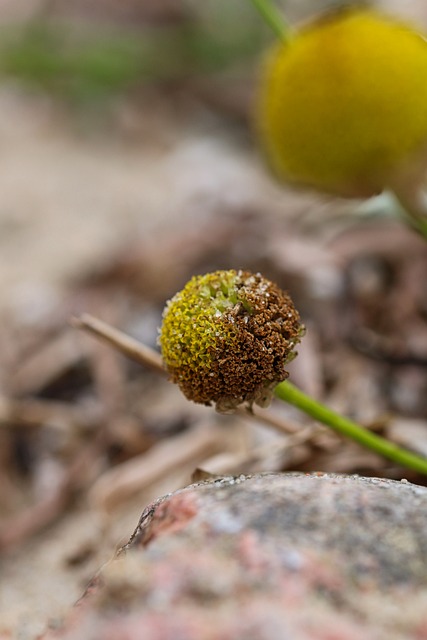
[72,313,165,375]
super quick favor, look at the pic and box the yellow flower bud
[258,8,427,201]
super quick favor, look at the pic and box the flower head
[258,9,427,199]
[159,270,303,411]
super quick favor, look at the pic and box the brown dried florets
[159,270,303,411]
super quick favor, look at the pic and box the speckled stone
[41,473,427,640]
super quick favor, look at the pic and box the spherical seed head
[257,9,427,198]
[159,270,303,411]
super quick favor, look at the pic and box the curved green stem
[275,380,427,476]
[389,182,427,241]
[398,207,427,241]
[249,0,292,42]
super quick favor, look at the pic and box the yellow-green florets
[159,270,303,411]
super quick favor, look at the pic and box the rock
[41,473,427,640]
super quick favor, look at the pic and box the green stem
[389,184,427,241]
[275,380,427,476]
[248,0,292,41]
[399,208,427,241]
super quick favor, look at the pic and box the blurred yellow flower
[258,9,427,203]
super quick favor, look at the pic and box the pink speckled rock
[41,473,427,640]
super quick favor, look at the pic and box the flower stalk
[275,380,427,475]
[248,0,292,41]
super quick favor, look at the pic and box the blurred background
[1,1,427,638]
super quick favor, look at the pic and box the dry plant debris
[1,216,427,553]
